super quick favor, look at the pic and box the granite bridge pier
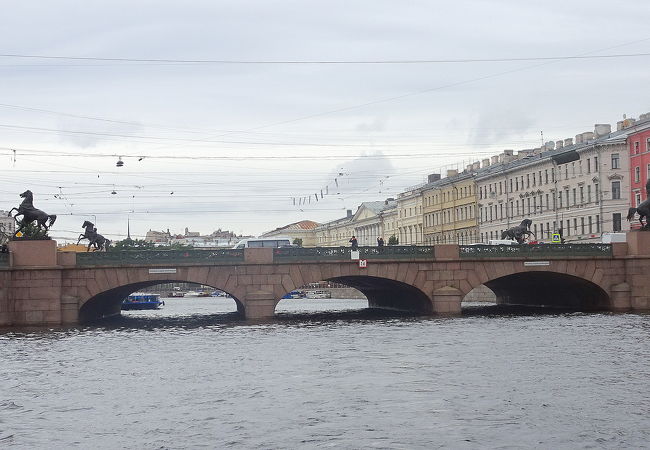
[1,233,650,326]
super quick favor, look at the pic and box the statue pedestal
[626,231,650,256]
[8,239,57,267]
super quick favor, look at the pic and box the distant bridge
[1,233,649,326]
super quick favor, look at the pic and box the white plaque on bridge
[149,268,177,274]
[351,250,360,260]
[358,259,367,268]
[524,261,550,266]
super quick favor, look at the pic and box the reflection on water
[1,297,648,449]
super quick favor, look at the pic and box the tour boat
[305,290,332,299]
[121,293,164,310]
[282,290,306,299]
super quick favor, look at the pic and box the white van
[601,232,626,243]
[487,239,516,245]
[232,236,293,249]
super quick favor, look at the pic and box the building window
[636,192,642,207]
[573,188,577,205]
[647,138,650,152]
[612,181,621,200]
[611,153,620,169]
[588,216,593,234]
[587,185,592,203]
[596,214,600,232]
[635,141,640,154]
[648,164,650,180]
[613,213,622,231]
[580,186,584,204]
[635,166,641,183]
[587,158,591,173]
[581,217,585,235]
[594,156,598,171]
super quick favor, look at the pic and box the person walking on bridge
[349,235,358,250]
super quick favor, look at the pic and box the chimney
[427,173,441,183]
[545,141,555,151]
[556,140,564,149]
[575,134,583,144]
[346,209,352,218]
[491,155,500,165]
[472,161,481,170]
[594,123,611,137]
[617,120,624,131]
[446,169,458,178]
[581,131,594,142]
[623,118,636,128]
[564,138,573,146]
[639,112,650,121]
[466,164,473,172]
[482,158,490,168]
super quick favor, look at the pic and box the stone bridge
[1,233,650,326]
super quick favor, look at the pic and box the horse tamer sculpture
[627,179,650,230]
[501,218,536,244]
[77,220,110,251]
[7,190,57,237]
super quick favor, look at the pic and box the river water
[1,297,648,449]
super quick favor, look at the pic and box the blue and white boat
[121,292,164,310]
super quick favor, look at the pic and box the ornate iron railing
[0,252,8,267]
[459,243,613,258]
[273,246,434,261]
[76,248,245,266]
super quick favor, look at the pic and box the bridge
[1,232,649,326]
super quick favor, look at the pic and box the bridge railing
[0,252,8,267]
[459,243,613,258]
[76,248,245,266]
[273,246,434,261]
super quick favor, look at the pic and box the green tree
[292,238,303,247]
[15,222,49,240]
[111,238,156,251]
[388,235,399,246]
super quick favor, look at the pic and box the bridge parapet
[0,252,8,267]
[76,248,245,266]
[273,245,435,262]
[459,243,613,259]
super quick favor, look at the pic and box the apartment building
[626,113,650,229]
[476,123,635,243]
[314,200,398,247]
[396,185,423,245]
[422,171,479,244]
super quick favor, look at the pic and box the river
[1,297,648,449]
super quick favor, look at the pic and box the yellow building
[396,185,424,245]
[261,220,320,247]
[422,170,479,244]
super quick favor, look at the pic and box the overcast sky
[1,0,649,242]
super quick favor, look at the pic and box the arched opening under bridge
[473,271,610,311]
[275,276,432,317]
[78,280,243,324]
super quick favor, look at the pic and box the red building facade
[628,123,650,228]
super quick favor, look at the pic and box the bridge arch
[274,262,434,315]
[78,280,245,323]
[461,266,611,310]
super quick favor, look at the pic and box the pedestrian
[377,237,384,247]
[349,235,358,250]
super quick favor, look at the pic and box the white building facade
[476,125,631,243]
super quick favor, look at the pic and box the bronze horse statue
[627,179,650,230]
[7,190,57,237]
[501,218,536,243]
[77,220,110,251]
